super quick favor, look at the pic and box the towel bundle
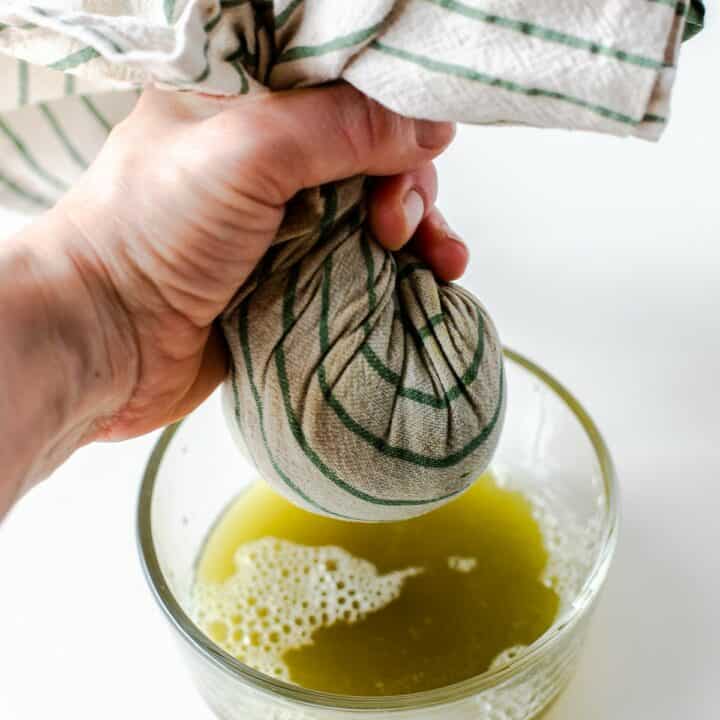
[0,1,697,520]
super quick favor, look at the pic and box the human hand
[51,84,466,441]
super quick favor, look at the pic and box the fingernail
[403,190,425,235]
[446,230,466,249]
[415,120,455,149]
[447,233,469,264]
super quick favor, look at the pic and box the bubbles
[192,538,422,681]
[488,644,527,671]
[447,555,478,573]
[485,482,603,679]
[194,479,604,694]
[524,488,603,611]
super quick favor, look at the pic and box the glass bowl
[137,348,618,720]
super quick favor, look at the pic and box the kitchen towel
[0,0,696,519]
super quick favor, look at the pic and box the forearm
[0,209,135,517]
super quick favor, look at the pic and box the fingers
[368,164,438,251]
[212,83,455,203]
[410,208,469,283]
[368,164,469,283]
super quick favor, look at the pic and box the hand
[52,83,466,441]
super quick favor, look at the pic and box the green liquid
[195,474,559,695]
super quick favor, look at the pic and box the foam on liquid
[194,539,421,680]
[192,473,602,694]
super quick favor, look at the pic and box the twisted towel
[0,0,697,519]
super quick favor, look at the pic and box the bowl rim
[136,347,619,712]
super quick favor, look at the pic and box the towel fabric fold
[0,1,695,520]
[0,0,696,210]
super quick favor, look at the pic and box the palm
[58,85,460,441]
[74,117,286,438]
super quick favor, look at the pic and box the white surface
[1,24,719,720]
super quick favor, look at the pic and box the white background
[1,19,718,720]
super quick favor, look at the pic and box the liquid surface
[193,475,559,695]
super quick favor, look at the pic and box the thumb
[209,83,455,203]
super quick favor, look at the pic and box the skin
[0,83,469,518]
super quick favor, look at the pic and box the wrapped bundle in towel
[0,0,698,520]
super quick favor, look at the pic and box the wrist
[35,205,140,437]
[1,207,138,501]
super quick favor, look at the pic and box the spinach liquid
[193,474,559,695]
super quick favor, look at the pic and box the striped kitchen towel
[0,0,699,212]
[0,1,698,520]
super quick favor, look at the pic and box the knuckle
[356,96,385,154]
[217,108,302,202]
[328,87,370,168]
[334,89,404,167]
